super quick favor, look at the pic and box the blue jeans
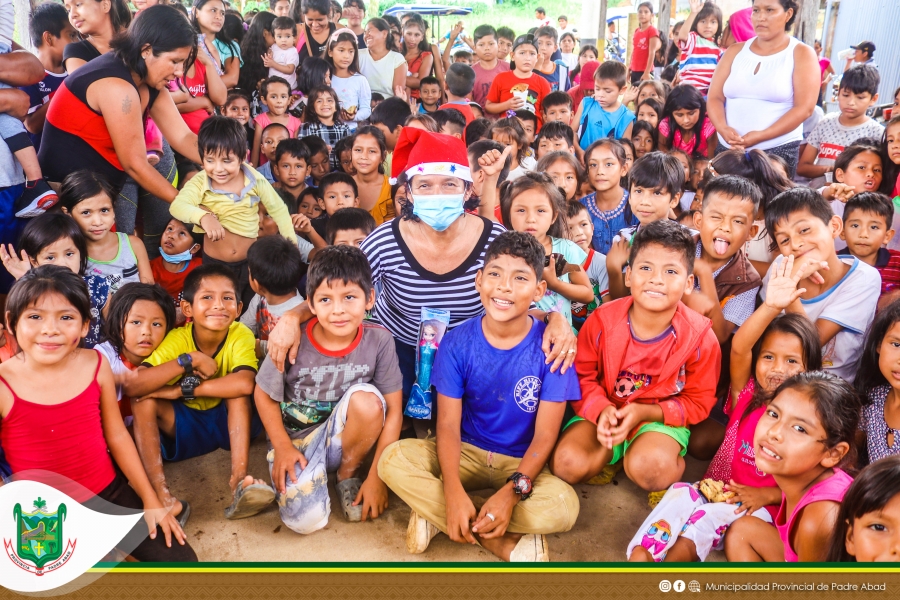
[0,42,31,154]
[116,140,176,259]
[0,183,24,293]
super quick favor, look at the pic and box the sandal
[336,478,362,522]
[224,481,275,520]
[176,501,191,529]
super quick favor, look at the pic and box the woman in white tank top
[706,0,819,177]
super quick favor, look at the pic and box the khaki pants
[378,439,580,535]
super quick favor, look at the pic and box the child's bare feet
[147,151,161,166]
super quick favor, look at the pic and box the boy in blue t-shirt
[534,26,571,92]
[378,231,581,562]
[573,60,635,151]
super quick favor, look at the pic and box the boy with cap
[845,40,876,71]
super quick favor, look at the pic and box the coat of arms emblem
[4,497,75,576]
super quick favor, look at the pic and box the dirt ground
[164,435,725,563]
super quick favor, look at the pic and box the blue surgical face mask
[159,246,196,264]
[411,193,465,231]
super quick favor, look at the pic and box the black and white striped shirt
[360,216,507,346]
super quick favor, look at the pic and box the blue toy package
[405,307,450,419]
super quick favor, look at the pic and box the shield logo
[13,497,66,572]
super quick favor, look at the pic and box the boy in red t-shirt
[150,218,202,305]
[549,220,720,493]
[485,33,551,127]
[629,1,661,85]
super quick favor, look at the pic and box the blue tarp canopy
[382,4,473,17]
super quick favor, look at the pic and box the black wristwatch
[180,374,202,401]
[507,472,533,501]
[177,353,193,374]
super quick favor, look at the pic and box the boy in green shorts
[549,220,720,492]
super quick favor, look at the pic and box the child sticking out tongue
[714,238,729,255]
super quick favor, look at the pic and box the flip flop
[224,481,275,520]
[176,501,191,529]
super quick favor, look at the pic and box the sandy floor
[164,436,724,563]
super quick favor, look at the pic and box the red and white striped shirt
[678,32,723,94]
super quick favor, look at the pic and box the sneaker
[406,510,438,554]
[509,534,549,562]
[336,477,363,522]
[15,180,58,218]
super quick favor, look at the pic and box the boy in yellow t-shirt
[125,265,275,523]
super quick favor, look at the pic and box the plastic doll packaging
[405,307,450,419]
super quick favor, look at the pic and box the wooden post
[626,12,639,68]
[794,0,818,47]
[13,0,35,52]
[824,0,839,56]
[658,0,672,43]
[597,0,608,51]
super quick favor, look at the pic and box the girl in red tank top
[0,265,187,550]
[171,40,228,135]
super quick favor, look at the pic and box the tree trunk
[658,0,672,44]
[794,0,819,47]
[13,0,35,52]
[597,0,607,51]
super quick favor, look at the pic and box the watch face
[181,374,202,397]
[516,476,532,494]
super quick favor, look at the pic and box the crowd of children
[0,0,899,566]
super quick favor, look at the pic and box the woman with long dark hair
[290,0,337,67]
[358,18,406,98]
[40,6,200,205]
[63,0,132,72]
[401,16,433,100]
[191,0,241,88]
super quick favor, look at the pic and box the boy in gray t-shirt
[255,246,403,534]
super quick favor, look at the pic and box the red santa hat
[390,128,472,185]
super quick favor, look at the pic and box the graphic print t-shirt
[20,70,67,151]
[486,71,552,125]
[613,321,678,401]
[432,316,581,457]
[760,256,879,382]
[630,26,659,73]
[804,113,885,188]
[256,319,403,430]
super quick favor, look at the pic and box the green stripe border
[87,562,900,573]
